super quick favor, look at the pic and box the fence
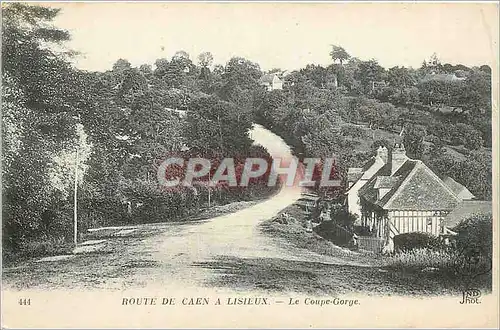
[357,236,385,253]
[332,224,354,246]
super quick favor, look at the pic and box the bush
[393,232,445,252]
[314,221,352,247]
[330,207,357,231]
[454,214,492,258]
[3,236,71,265]
[340,124,367,139]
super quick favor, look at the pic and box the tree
[2,3,85,250]
[459,69,491,115]
[329,45,351,65]
[403,124,426,159]
[173,50,190,61]
[452,123,483,150]
[428,151,491,200]
[355,59,386,93]
[217,57,262,109]
[139,64,153,76]
[197,51,214,68]
[428,52,442,72]
[185,95,253,156]
[388,66,415,91]
[197,51,214,82]
[112,58,132,73]
[479,65,491,74]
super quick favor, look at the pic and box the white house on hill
[260,73,283,91]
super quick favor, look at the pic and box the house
[346,141,489,253]
[443,176,475,201]
[442,200,492,230]
[346,146,387,218]
[371,81,387,92]
[421,72,466,83]
[260,73,283,91]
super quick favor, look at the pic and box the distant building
[260,73,283,91]
[421,72,467,83]
[345,142,491,253]
[370,81,387,92]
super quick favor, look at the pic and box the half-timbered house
[346,141,483,252]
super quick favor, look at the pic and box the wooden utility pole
[74,148,79,247]
[208,170,211,208]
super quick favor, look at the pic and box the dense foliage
[1,4,274,260]
[2,4,492,262]
[454,214,492,258]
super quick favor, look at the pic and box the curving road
[4,124,354,292]
[3,124,470,303]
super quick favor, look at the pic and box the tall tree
[2,3,86,249]
[403,124,426,159]
[355,59,386,93]
[329,45,351,65]
[197,51,214,68]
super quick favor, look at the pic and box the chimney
[376,146,388,164]
[391,142,408,175]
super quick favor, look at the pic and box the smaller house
[371,81,387,92]
[260,73,283,91]
[443,176,475,201]
[421,72,467,83]
[443,200,492,230]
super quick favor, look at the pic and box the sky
[42,2,499,72]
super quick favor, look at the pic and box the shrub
[393,232,445,252]
[314,221,352,247]
[330,207,357,231]
[385,248,458,271]
[340,124,367,139]
[454,213,492,258]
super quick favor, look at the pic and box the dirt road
[3,124,466,296]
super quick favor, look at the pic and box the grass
[194,255,467,296]
[384,248,458,271]
[259,204,383,267]
[341,124,400,154]
[3,236,74,266]
[259,204,492,294]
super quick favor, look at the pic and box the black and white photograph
[1,1,498,328]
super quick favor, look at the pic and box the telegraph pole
[73,148,79,247]
[208,170,211,208]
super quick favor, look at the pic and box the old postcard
[2,1,499,328]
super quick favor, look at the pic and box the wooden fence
[357,236,385,253]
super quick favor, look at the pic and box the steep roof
[260,74,281,84]
[359,160,461,211]
[374,176,400,189]
[443,176,475,200]
[361,157,377,171]
[443,200,492,228]
[346,156,384,194]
